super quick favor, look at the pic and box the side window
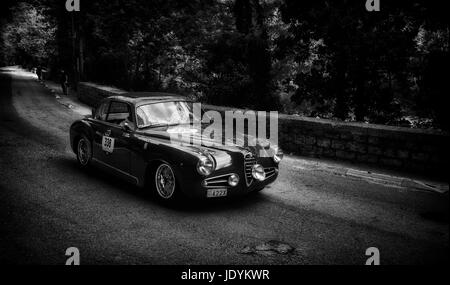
[95,102,109,121]
[106,102,132,125]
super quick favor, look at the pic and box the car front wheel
[154,163,179,201]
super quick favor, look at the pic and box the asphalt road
[0,67,448,265]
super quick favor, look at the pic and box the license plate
[207,189,227,198]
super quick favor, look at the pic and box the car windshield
[136,101,202,128]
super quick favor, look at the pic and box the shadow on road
[53,156,269,213]
[0,72,65,151]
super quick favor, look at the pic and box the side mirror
[122,121,132,132]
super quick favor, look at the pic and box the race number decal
[102,136,115,153]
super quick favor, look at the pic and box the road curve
[0,67,448,265]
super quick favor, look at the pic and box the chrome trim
[203,185,229,189]
[203,173,237,189]
[202,166,276,189]
[204,173,234,181]
[207,180,228,184]
[92,158,139,184]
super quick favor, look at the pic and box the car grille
[244,153,256,186]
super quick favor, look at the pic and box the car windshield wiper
[140,121,210,129]
[139,123,176,129]
[140,122,195,129]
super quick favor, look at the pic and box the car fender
[70,119,95,153]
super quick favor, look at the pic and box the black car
[69,92,283,201]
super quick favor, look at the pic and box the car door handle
[122,133,130,138]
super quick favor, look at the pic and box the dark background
[1,0,448,129]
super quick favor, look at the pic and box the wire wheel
[77,136,91,166]
[155,163,176,199]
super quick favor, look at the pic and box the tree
[205,0,280,109]
[279,0,448,127]
[2,0,446,129]
[1,2,56,67]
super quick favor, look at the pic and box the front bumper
[177,158,279,199]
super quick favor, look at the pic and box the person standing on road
[36,66,42,81]
[60,69,69,95]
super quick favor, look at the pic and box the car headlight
[252,164,266,181]
[273,147,284,163]
[197,154,215,176]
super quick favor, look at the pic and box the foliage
[279,0,448,129]
[0,0,448,130]
[1,1,56,67]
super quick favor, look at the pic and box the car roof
[106,92,189,106]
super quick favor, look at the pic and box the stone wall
[276,114,448,176]
[78,82,126,107]
[78,82,449,177]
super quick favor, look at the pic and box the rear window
[109,101,129,113]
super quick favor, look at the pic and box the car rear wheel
[77,135,92,167]
[154,163,178,201]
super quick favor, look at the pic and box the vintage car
[69,93,283,201]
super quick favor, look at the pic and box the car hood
[134,123,275,157]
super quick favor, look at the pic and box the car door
[91,101,111,163]
[100,101,133,180]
